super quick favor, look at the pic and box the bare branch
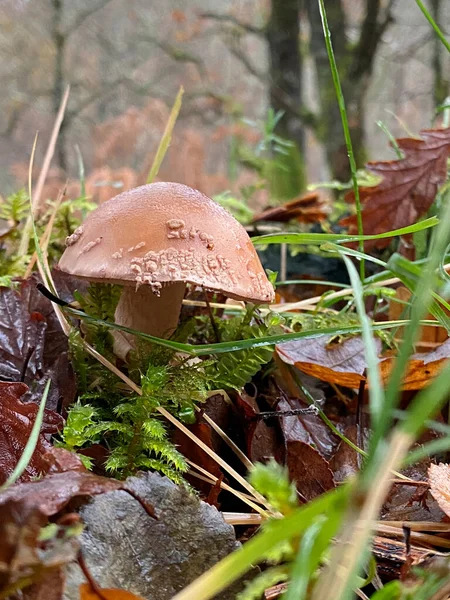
[199,12,265,36]
[136,35,206,76]
[351,0,396,79]
[64,0,113,35]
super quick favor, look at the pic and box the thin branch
[199,12,265,36]
[64,0,113,35]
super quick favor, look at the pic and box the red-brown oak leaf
[0,381,63,484]
[341,127,450,248]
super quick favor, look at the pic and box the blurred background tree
[0,0,448,206]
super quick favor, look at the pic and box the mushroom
[58,182,274,349]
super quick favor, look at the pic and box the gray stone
[64,472,250,599]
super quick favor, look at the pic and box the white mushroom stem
[114,283,186,352]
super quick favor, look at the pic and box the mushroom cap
[58,182,274,303]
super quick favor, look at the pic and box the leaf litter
[5,124,450,598]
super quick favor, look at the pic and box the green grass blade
[367,186,450,471]
[318,0,364,278]
[252,218,438,245]
[342,255,384,432]
[173,486,348,600]
[146,86,184,184]
[321,243,387,268]
[64,306,430,355]
[416,0,450,53]
[0,379,51,493]
[285,515,339,600]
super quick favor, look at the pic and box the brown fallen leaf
[0,381,64,484]
[286,440,335,501]
[428,463,450,518]
[341,127,450,248]
[79,583,146,600]
[0,468,123,516]
[389,286,448,350]
[276,334,381,388]
[0,276,77,412]
[276,396,338,459]
[252,191,329,224]
[380,338,450,390]
[0,498,78,597]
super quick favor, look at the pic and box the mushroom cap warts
[58,182,274,304]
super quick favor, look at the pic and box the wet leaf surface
[286,440,335,501]
[0,382,63,484]
[0,275,77,412]
[341,127,450,247]
[276,335,381,388]
[276,396,338,460]
[0,498,77,598]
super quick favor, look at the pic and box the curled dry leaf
[252,191,329,224]
[276,335,381,388]
[341,127,450,248]
[0,381,63,484]
[428,463,450,518]
[380,338,450,391]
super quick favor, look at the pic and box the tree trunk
[266,0,306,196]
[431,0,448,107]
[305,0,368,181]
[51,0,68,172]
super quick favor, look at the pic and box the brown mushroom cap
[58,182,274,303]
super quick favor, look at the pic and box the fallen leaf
[0,468,123,516]
[64,472,254,600]
[234,389,282,464]
[0,276,77,412]
[380,338,450,390]
[277,335,381,388]
[276,396,338,459]
[79,583,145,600]
[0,382,63,484]
[0,498,77,597]
[428,463,450,518]
[329,424,364,483]
[388,286,448,350]
[341,127,450,248]
[21,568,66,600]
[286,440,335,501]
[172,420,223,502]
[252,192,329,224]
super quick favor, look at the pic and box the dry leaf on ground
[428,463,450,517]
[276,335,381,388]
[0,382,63,484]
[79,583,145,600]
[341,127,450,248]
[286,440,335,501]
[252,191,329,224]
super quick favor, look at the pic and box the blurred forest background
[0,0,449,209]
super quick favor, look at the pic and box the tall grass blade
[416,0,450,53]
[317,0,364,278]
[173,487,348,600]
[252,217,438,245]
[146,86,184,183]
